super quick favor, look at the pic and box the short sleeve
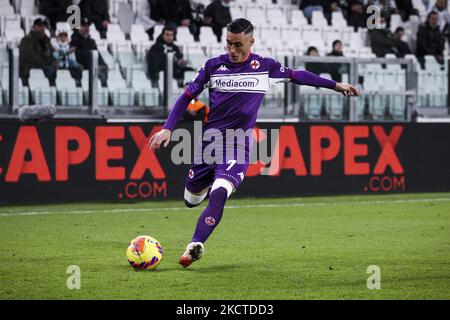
[185,61,211,98]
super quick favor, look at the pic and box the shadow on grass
[122,263,244,273]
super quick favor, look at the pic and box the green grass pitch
[0,192,449,300]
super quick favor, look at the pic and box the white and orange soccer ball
[126,235,163,270]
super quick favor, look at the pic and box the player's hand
[334,83,359,97]
[148,129,172,150]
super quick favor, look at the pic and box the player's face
[226,31,254,64]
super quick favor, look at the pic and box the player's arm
[268,59,358,96]
[148,91,192,150]
[149,62,210,150]
[290,70,358,96]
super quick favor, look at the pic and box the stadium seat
[301,86,323,120]
[187,51,208,71]
[246,5,267,26]
[0,1,15,19]
[331,11,347,28]
[81,70,109,106]
[95,40,116,70]
[130,24,150,51]
[175,27,194,45]
[266,7,288,26]
[311,11,328,28]
[230,6,244,20]
[320,73,344,119]
[389,14,403,33]
[130,69,159,107]
[200,26,218,45]
[368,95,387,120]
[55,70,83,106]
[107,69,134,106]
[289,10,309,27]
[28,69,56,106]
[259,25,284,47]
[389,95,406,120]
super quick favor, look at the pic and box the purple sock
[192,187,228,243]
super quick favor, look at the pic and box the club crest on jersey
[250,60,260,70]
[205,216,216,226]
[188,169,194,179]
[217,64,229,72]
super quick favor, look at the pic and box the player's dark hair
[227,18,254,36]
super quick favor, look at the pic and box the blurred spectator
[392,26,412,57]
[369,15,398,57]
[136,0,158,40]
[326,40,346,82]
[204,0,232,42]
[19,18,57,86]
[70,18,108,86]
[146,26,190,88]
[346,0,366,30]
[304,46,325,75]
[325,0,344,24]
[300,0,330,22]
[79,0,110,39]
[38,0,73,31]
[428,0,450,36]
[148,0,198,41]
[51,26,83,86]
[416,11,445,67]
[191,1,207,43]
[395,0,419,22]
[328,40,344,57]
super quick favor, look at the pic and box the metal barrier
[291,56,417,122]
[1,49,447,122]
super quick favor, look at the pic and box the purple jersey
[185,52,292,133]
[163,52,337,192]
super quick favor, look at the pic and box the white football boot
[179,242,205,268]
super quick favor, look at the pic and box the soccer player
[149,18,358,268]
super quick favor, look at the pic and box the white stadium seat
[311,11,328,28]
[81,70,109,106]
[28,69,56,106]
[130,69,159,107]
[107,69,134,106]
[55,70,83,106]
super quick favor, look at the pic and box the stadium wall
[0,120,449,205]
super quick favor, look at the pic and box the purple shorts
[185,131,252,193]
[185,160,249,193]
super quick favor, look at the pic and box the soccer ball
[126,235,163,270]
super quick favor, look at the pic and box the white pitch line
[0,197,449,217]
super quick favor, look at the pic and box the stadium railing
[0,48,448,122]
[291,56,418,122]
